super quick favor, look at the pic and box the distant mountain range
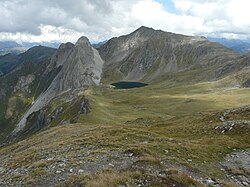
[0,41,60,56]
[208,37,250,54]
[0,41,61,74]
[1,36,250,57]
[0,46,56,76]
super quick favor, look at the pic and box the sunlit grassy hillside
[0,80,249,186]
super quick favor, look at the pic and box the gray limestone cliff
[13,36,104,134]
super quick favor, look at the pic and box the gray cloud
[0,0,249,42]
[0,0,114,34]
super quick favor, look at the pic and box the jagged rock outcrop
[13,36,104,134]
[79,97,90,114]
[243,78,250,87]
[0,88,5,98]
[56,36,104,91]
[14,74,35,92]
[37,110,46,129]
[46,42,74,72]
[47,106,64,123]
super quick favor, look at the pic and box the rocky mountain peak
[58,42,74,51]
[49,35,104,92]
[134,26,154,33]
[76,36,91,47]
[13,35,104,134]
[129,26,156,39]
[47,42,74,70]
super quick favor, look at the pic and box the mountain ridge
[1,26,249,141]
[98,26,246,85]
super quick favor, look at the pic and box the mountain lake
[111,81,148,89]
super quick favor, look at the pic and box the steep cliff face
[47,42,74,71]
[98,26,247,84]
[13,36,104,135]
[55,36,104,92]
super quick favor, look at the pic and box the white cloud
[173,0,250,38]
[131,0,206,35]
[226,0,250,28]
[0,0,249,42]
[0,25,84,43]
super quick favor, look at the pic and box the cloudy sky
[0,0,249,43]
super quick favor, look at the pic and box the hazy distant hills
[92,40,108,48]
[1,36,250,57]
[208,37,250,54]
[0,41,21,49]
[0,41,60,56]
[0,41,60,75]
[0,45,57,76]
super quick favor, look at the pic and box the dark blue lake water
[111,81,148,89]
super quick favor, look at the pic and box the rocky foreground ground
[0,106,249,186]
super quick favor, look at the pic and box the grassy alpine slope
[0,80,249,186]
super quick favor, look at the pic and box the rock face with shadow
[79,97,90,114]
[243,78,250,87]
